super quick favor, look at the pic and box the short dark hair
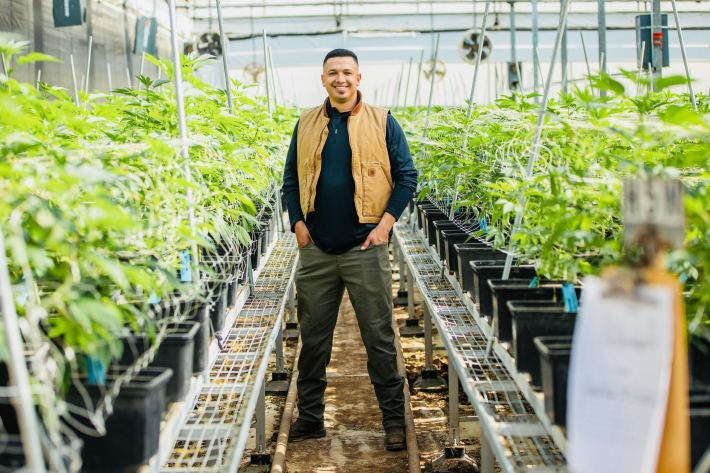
[323,49,358,66]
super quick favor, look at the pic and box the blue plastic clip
[528,276,539,288]
[479,217,488,234]
[562,282,579,313]
[86,357,106,385]
[148,291,160,304]
[179,250,192,282]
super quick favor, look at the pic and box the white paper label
[567,276,674,473]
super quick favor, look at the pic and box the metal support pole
[480,429,495,473]
[651,0,662,90]
[407,262,416,320]
[268,45,280,107]
[501,0,571,282]
[423,305,434,371]
[265,322,289,395]
[84,35,93,94]
[448,361,459,444]
[395,63,405,109]
[0,232,47,473]
[262,30,272,117]
[249,380,271,464]
[168,0,199,283]
[403,57,413,107]
[466,1,491,118]
[509,1,517,94]
[69,54,80,106]
[580,31,593,90]
[532,0,540,95]
[284,283,298,340]
[561,0,568,93]
[107,63,113,93]
[215,0,234,113]
[423,34,441,135]
[597,0,607,96]
[413,49,425,108]
[670,0,697,110]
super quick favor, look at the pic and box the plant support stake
[215,0,234,113]
[501,0,572,282]
[0,231,47,473]
[85,35,93,94]
[670,0,697,111]
[262,30,272,117]
[168,0,200,282]
[413,49,424,108]
[466,0,491,119]
[69,54,80,106]
[423,34,440,136]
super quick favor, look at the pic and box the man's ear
[320,73,326,87]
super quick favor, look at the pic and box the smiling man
[282,49,418,451]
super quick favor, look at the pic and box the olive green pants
[295,242,405,429]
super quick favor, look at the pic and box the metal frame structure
[161,230,297,472]
[394,220,566,472]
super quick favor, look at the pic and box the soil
[237,248,488,473]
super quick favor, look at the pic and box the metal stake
[85,35,93,94]
[168,0,199,282]
[467,1,491,118]
[423,305,434,371]
[69,54,80,106]
[0,232,47,473]
[560,0,568,93]
[509,1,517,93]
[480,428,495,473]
[36,69,42,89]
[403,56,413,107]
[262,30,272,117]
[107,63,113,94]
[423,34,441,135]
[268,45,280,107]
[394,63,404,109]
[284,283,299,340]
[413,49,424,108]
[651,0,662,90]
[670,0,697,110]
[501,0,572,282]
[580,31,593,90]
[215,0,234,113]
[532,0,540,96]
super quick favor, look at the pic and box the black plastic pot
[422,208,448,244]
[454,243,507,290]
[433,221,462,259]
[0,363,20,435]
[68,367,172,473]
[250,233,263,269]
[510,302,576,387]
[440,229,470,267]
[184,309,210,374]
[691,383,710,470]
[489,279,580,342]
[209,283,227,332]
[156,321,200,403]
[690,338,710,385]
[416,203,438,230]
[470,260,536,314]
[227,278,238,308]
[534,336,573,427]
[0,435,26,469]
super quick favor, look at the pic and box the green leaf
[17,52,61,65]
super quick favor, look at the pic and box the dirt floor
[239,248,485,472]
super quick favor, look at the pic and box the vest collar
[320,90,364,118]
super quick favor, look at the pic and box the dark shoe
[289,418,325,442]
[385,426,406,451]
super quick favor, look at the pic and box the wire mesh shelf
[162,233,297,473]
[394,222,566,473]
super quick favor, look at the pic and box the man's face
[321,56,361,104]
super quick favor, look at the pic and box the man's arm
[282,121,313,246]
[360,113,418,249]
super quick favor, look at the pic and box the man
[282,48,418,451]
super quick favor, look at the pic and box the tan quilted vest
[296,93,392,224]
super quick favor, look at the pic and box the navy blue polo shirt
[282,99,418,254]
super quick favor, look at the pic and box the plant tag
[148,291,160,304]
[528,276,539,288]
[86,356,106,385]
[479,217,488,234]
[562,282,579,313]
[179,250,192,282]
[623,178,685,250]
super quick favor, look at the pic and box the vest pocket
[361,162,392,217]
